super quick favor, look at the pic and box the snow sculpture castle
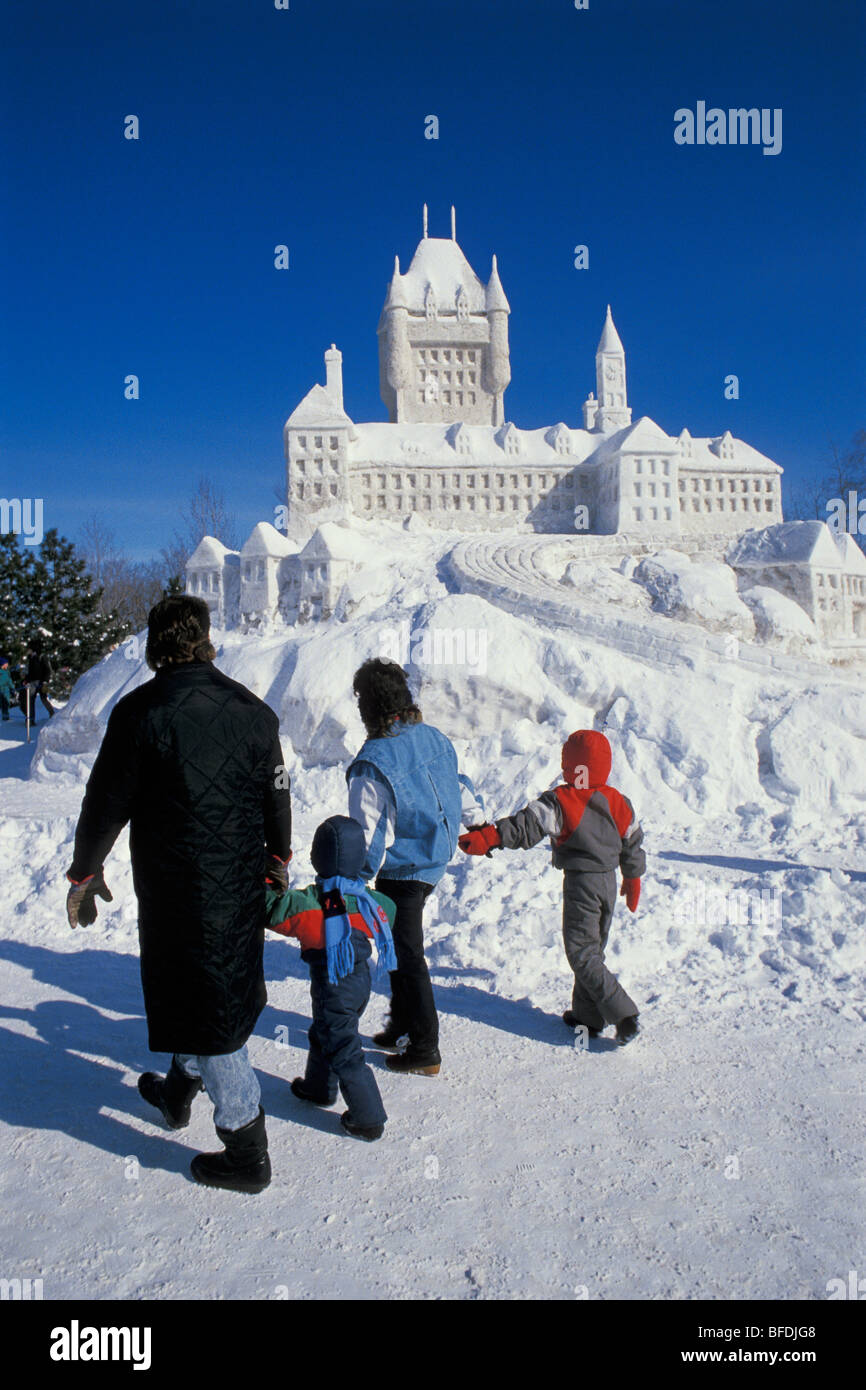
[282,206,784,540]
[184,209,865,644]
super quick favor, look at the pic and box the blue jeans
[302,930,386,1129]
[174,1044,261,1131]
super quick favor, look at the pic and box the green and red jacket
[266,883,396,952]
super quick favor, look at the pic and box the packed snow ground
[1,523,864,1300]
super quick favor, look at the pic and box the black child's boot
[190,1107,271,1194]
[138,1059,204,1129]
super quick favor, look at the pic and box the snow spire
[485,254,510,313]
[422,203,428,238]
[451,205,456,240]
[597,304,625,356]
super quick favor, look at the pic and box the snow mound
[633,550,756,638]
[739,584,820,654]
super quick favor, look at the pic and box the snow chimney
[324,343,343,410]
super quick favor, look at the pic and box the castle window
[443,391,451,404]
[297,483,305,500]
[454,473,461,487]
[467,474,476,488]
[692,479,699,492]
[423,474,431,489]
[362,473,370,489]
[510,474,518,488]
[635,459,643,474]
[362,495,371,510]
[377,474,386,489]
[377,495,386,509]
[717,479,724,491]
[456,350,463,362]
[663,482,671,498]
[539,474,547,488]
[634,482,642,498]
[511,496,519,509]
[663,460,670,475]
[443,371,452,383]
[648,482,656,498]
[753,479,761,491]
[439,475,447,487]
[408,474,416,488]
[454,496,461,510]
[468,350,476,362]
[497,474,505,487]
[314,483,322,497]
[456,392,463,406]
[315,457,324,473]
[329,436,339,450]
[764,498,773,511]
[443,350,451,362]
[468,371,476,384]
[394,475,401,488]
[524,474,532,489]
[467,392,475,405]
[692,498,700,512]
[765,480,773,491]
[634,507,642,522]
[741,479,748,492]
[704,479,711,491]
[729,480,736,492]
[330,483,338,497]
[649,459,657,474]
[296,460,306,475]
[678,479,685,492]
[314,436,323,448]
[298,436,307,449]
[482,474,491,488]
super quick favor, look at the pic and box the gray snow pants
[562,869,638,1028]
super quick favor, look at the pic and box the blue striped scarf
[318,875,398,985]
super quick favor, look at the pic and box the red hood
[562,729,612,788]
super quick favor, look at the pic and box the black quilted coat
[69,661,293,1055]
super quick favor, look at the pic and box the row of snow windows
[417,387,478,407]
[633,458,672,476]
[679,476,774,494]
[418,368,478,387]
[295,435,341,452]
[632,506,674,523]
[294,457,341,476]
[816,573,866,595]
[417,348,478,365]
[633,481,672,500]
[242,562,266,582]
[188,571,220,593]
[357,471,573,492]
[683,494,773,514]
[358,492,564,514]
[296,481,340,500]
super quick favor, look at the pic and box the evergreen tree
[0,528,130,699]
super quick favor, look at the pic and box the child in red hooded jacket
[459,730,645,1044]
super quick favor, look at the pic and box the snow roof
[301,523,371,562]
[186,536,235,568]
[285,383,353,430]
[397,237,488,314]
[605,416,678,454]
[832,531,866,573]
[727,521,843,569]
[240,522,299,558]
[348,420,600,466]
[597,305,625,355]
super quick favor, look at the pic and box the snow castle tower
[377,204,511,427]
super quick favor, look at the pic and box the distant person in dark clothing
[0,658,14,721]
[66,595,293,1193]
[26,640,55,719]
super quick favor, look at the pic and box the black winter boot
[190,1107,271,1193]
[340,1111,384,1142]
[615,1014,640,1046]
[562,1011,602,1038]
[372,1022,408,1050]
[291,1077,335,1106]
[138,1060,204,1129]
[385,1046,441,1076]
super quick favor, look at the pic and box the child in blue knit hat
[266,815,397,1141]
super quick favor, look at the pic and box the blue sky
[1,0,863,560]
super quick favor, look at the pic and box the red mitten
[620,877,641,912]
[458,824,502,857]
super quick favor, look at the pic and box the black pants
[376,877,437,1054]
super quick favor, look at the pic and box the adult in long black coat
[66,595,292,1193]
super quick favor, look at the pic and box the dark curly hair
[146,595,216,670]
[352,658,422,739]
